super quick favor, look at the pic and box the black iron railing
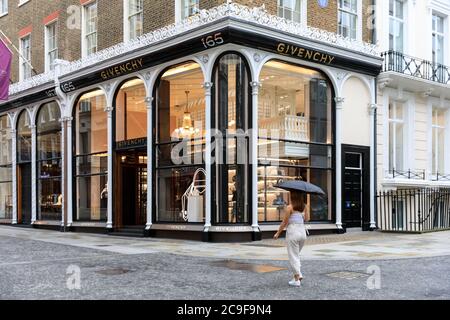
[377,188,450,233]
[433,173,450,182]
[381,51,450,85]
[388,169,426,180]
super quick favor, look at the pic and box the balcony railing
[387,169,426,180]
[381,51,450,85]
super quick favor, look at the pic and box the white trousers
[286,223,307,277]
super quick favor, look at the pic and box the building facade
[0,0,381,241]
[375,0,450,232]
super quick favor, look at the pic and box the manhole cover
[95,268,131,276]
[210,260,286,273]
[326,271,369,280]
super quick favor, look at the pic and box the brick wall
[0,0,374,84]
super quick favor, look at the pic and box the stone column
[334,97,344,231]
[31,124,37,224]
[145,97,153,232]
[203,82,213,240]
[11,128,17,224]
[105,105,114,229]
[250,81,261,240]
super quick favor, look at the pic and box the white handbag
[181,168,206,223]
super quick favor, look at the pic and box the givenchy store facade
[0,4,382,241]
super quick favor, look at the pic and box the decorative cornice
[7,1,379,97]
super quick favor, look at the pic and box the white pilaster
[145,97,153,231]
[250,81,261,233]
[31,124,37,224]
[60,118,65,228]
[369,103,377,230]
[105,105,114,229]
[66,117,73,227]
[335,97,344,230]
[203,82,213,233]
[11,128,17,224]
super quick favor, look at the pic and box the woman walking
[274,192,308,287]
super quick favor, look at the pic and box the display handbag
[181,168,206,223]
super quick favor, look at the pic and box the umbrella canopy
[274,180,326,196]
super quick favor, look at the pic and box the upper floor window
[83,1,97,57]
[125,0,143,41]
[45,22,58,71]
[432,14,445,65]
[181,0,199,19]
[338,0,358,40]
[388,101,405,172]
[0,0,7,16]
[432,107,446,175]
[278,0,302,23]
[20,35,32,81]
[389,0,404,52]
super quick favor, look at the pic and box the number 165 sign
[201,33,224,49]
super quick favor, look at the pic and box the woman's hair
[290,192,306,212]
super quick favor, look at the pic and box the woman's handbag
[181,168,206,223]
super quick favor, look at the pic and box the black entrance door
[342,146,370,230]
[118,152,147,226]
[20,163,32,224]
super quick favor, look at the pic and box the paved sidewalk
[1,226,449,261]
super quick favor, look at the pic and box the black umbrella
[274,180,326,196]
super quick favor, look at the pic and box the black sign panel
[116,137,148,150]
[59,28,232,94]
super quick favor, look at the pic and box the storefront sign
[100,58,144,81]
[116,137,147,150]
[276,43,335,65]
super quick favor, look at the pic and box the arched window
[74,90,108,222]
[212,53,251,225]
[17,110,32,224]
[115,78,147,142]
[258,60,334,222]
[37,102,61,221]
[155,61,205,223]
[17,111,31,163]
[0,115,12,220]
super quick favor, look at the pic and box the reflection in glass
[116,79,147,142]
[213,54,250,225]
[258,60,334,222]
[74,91,108,222]
[37,102,62,221]
[0,115,12,219]
[155,62,205,223]
[17,111,32,163]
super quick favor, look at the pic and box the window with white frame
[432,107,445,176]
[83,1,97,57]
[388,101,405,173]
[338,0,358,40]
[20,35,32,81]
[432,13,445,65]
[180,0,199,20]
[0,0,7,16]
[278,0,302,23]
[125,0,143,41]
[389,0,404,52]
[45,22,58,71]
